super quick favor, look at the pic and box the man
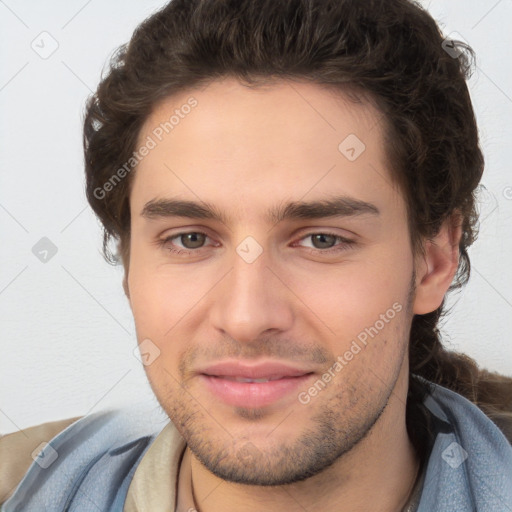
[1,0,511,510]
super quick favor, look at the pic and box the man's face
[127,78,418,485]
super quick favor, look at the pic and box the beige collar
[123,421,186,512]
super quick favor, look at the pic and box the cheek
[128,259,214,349]
[128,270,189,386]
[128,242,182,331]
[291,256,408,339]
[129,273,179,338]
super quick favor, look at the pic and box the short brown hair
[83,0,512,462]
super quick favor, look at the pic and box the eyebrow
[140,195,380,225]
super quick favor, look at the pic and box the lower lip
[200,374,314,408]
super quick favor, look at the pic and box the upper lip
[198,360,314,380]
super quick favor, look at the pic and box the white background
[1,0,511,434]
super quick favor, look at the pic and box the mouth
[216,376,287,383]
[197,360,316,408]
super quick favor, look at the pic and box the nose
[209,244,294,344]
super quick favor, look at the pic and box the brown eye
[178,232,207,249]
[310,233,337,249]
[159,231,213,257]
[295,232,356,255]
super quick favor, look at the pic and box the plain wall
[1,0,511,434]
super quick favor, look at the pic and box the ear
[119,239,131,302]
[412,211,463,315]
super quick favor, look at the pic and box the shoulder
[0,416,82,504]
[424,377,512,448]
[1,406,169,511]
[419,379,512,510]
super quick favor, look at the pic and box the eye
[294,232,356,254]
[159,231,213,256]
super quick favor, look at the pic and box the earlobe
[123,274,130,300]
[412,212,463,315]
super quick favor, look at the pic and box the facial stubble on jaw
[160,347,407,487]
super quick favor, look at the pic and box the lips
[221,376,282,383]
[197,360,315,408]
[199,360,312,380]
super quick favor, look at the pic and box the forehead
[132,77,403,223]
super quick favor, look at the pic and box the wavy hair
[83,0,512,462]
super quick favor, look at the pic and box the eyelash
[157,231,356,257]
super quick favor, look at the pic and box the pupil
[183,233,204,248]
[313,234,335,249]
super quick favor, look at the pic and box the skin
[125,77,461,512]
